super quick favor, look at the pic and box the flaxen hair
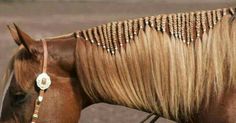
[75,7,236,121]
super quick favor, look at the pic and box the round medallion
[36,73,51,90]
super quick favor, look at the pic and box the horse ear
[13,24,37,53]
[7,25,21,45]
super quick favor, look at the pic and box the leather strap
[42,39,48,73]
[31,39,48,123]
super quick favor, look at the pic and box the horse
[0,7,236,123]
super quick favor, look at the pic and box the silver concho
[36,73,51,90]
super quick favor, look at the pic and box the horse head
[0,25,90,123]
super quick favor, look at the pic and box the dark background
[0,1,235,123]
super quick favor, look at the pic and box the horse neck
[47,37,93,108]
[47,37,77,77]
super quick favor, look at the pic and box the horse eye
[12,92,28,106]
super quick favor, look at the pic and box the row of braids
[77,8,235,55]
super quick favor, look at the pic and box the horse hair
[75,7,236,121]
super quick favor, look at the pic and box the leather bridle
[31,39,51,123]
[30,33,80,123]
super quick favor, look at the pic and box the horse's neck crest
[77,7,235,54]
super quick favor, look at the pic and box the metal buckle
[36,73,51,90]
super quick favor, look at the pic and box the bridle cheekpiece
[31,39,51,123]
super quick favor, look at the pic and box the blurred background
[0,0,235,123]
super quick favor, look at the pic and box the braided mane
[77,7,235,54]
[74,7,236,121]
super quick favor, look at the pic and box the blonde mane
[75,7,236,121]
